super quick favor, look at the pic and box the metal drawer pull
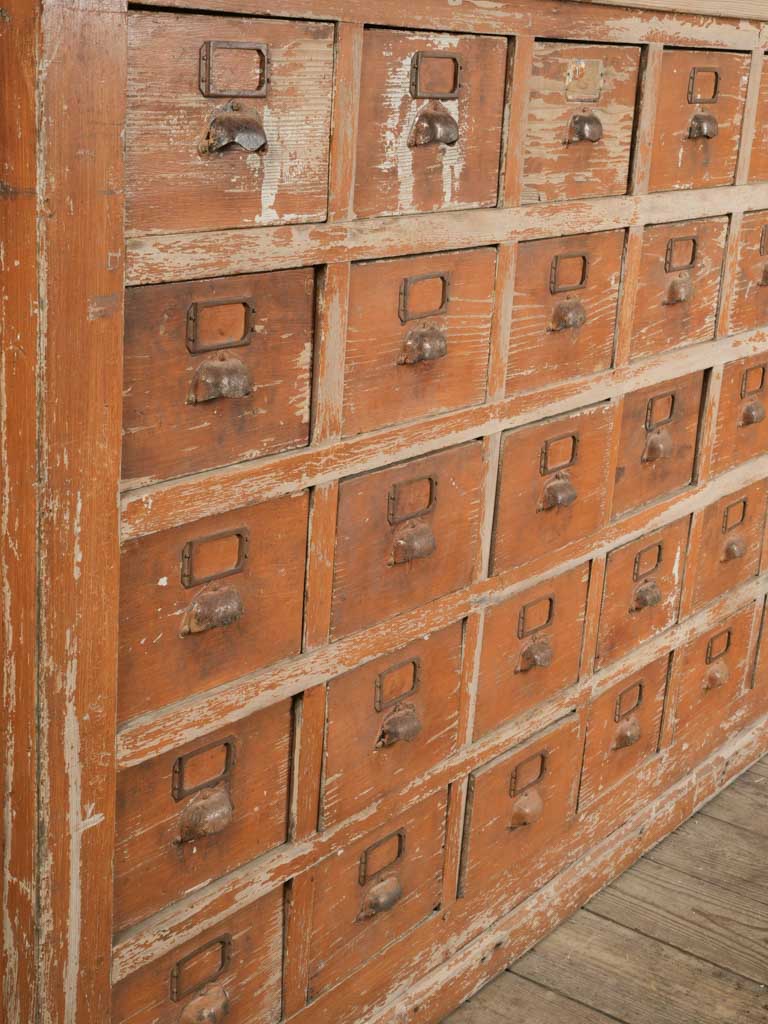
[181,585,244,636]
[358,875,403,919]
[741,399,766,427]
[199,103,267,155]
[179,983,230,1023]
[398,326,448,365]
[704,662,729,691]
[631,579,662,612]
[408,106,459,148]
[509,788,544,829]
[723,537,746,562]
[551,298,587,332]
[613,716,641,750]
[688,113,718,140]
[664,277,693,306]
[517,638,554,674]
[568,113,603,144]
[177,787,234,844]
[642,429,673,463]
[540,474,577,511]
[377,705,423,748]
[392,520,436,565]
[188,355,252,404]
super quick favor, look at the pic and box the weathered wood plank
[445,972,618,1023]
[699,766,768,837]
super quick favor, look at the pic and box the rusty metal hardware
[375,658,421,712]
[410,51,462,99]
[398,325,448,365]
[391,520,437,565]
[688,67,720,104]
[633,542,663,581]
[642,428,673,464]
[178,983,230,1023]
[377,704,423,748]
[539,473,577,511]
[741,399,766,427]
[759,265,768,288]
[199,102,267,155]
[613,715,642,750]
[688,112,719,140]
[551,298,587,332]
[631,579,662,612]
[186,299,255,354]
[188,354,252,404]
[180,584,244,637]
[517,637,554,674]
[408,104,459,147]
[568,113,603,144]
[550,253,589,294]
[723,537,746,561]
[540,433,579,475]
[398,272,450,323]
[199,41,269,98]
[388,477,438,525]
[358,875,403,920]
[518,595,555,638]
[509,787,544,829]
[664,275,693,306]
[171,936,232,1001]
[181,529,249,589]
[665,237,697,274]
[359,830,406,884]
[565,59,604,102]
[704,661,729,691]
[177,786,234,844]
[172,740,236,802]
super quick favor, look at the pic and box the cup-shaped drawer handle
[569,113,603,144]
[540,474,577,511]
[642,428,673,464]
[509,788,545,830]
[632,579,662,612]
[200,104,267,155]
[689,113,718,140]
[178,787,234,844]
[741,399,766,427]
[188,355,252,405]
[517,637,554,674]
[391,520,436,565]
[704,662,729,691]
[613,715,642,750]
[409,105,459,148]
[664,276,693,306]
[181,585,244,637]
[551,299,587,332]
[723,537,746,562]
[179,983,230,1023]
[398,326,448,366]
[358,875,403,920]
[377,705,423,748]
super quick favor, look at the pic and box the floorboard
[699,767,768,837]
[444,972,620,1024]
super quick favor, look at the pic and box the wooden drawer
[122,269,314,486]
[492,404,614,575]
[505,230,624,395]
[522,42,641,204]
[307,790,447,999]
[749,57,768,183]
[112,886,283,1023]
[612,372,704,518]
[331,443,484,639]
[353,29,507,219]
[710,356,768,476]
[119,492,309,722]
[474,564,590,740]
[320,623,462,829]
[671,604,755,773]
[114,700,291,931]
[595,517,689,671]
[580,656,668,808]
[726,210,768,336]
[126,14,334,234]
[687,479,767,612]
[343,248,496,437]
[458,715,583,903]
[649,50,749,193]
[629,218,728,362]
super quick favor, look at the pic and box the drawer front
[727,210,768,336]
[112,887,283,1023]
[710,356,768,476]
[580,656,668,808]
[321,624,462,828]
[749,57,768,183]
[308,790,447,999]
[505,230,624,395]
[612,372,704,517]
[649,50,749,192]
[459,715,583,903]
[126,14,334,234]
[750,598,768,716]
[522,42,641,204]
[630,218,728,362]
[596,517,689,671]
[353,29,508,219]
[492,404,614,574]
[688,479,767,612]
[474,564,590,739]
[119,492,309,722]
[123,269,314,485]
[343,248,496,437]
[671,604,755,771]
[331,443,484,639]
[114,700,291,931]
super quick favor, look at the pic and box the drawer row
[126,14,768,235]
[124,216,768,487]
[114,594,768,1020]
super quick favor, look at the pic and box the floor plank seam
[507,966,633,1024]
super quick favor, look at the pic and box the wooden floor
[445,756,768,1024]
